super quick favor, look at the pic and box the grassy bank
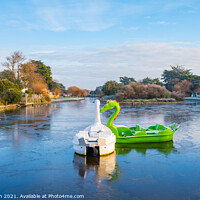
[0,104,21,112]
[100,96,183,105]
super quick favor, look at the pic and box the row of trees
[0,51,86,105]
[67,86,87,97]
[0,51,66,104]
[0,51,88,105]
[94,65,200,101]
[162,65,200,94]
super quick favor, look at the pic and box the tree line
[92,65,200,101]
[0,51,87,105]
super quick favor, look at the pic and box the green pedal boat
[100,100,180,144]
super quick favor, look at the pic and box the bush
[115,85,135,100]
[52,88,62,96]
[171,91,184,101]
[115,82,171,100]
[25,89,35,95]
[2,88,21,104]
[67,86,87,97]
[0,79,20,94]
[43,94,51,102]
[0,79,22,104]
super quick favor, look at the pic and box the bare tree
[2,51,25,79]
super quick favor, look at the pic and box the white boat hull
[73,142,115,156]
[72,100,116,156]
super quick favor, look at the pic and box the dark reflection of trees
[115,141,176,156]
[73,152,119,182]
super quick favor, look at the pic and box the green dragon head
[100,100,121,127]
[100,100,121,113]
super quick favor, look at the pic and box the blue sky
[0,0,200,89]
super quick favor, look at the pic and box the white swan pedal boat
[73,100,116,156]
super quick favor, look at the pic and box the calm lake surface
[0,99,200,200]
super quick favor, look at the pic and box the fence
[20,94,44,105]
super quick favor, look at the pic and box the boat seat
[146,130,159,134]
[117,126,133,136]
[155,124,166,130]
[88,137,98,142]
[135,125,141,131]
[135,130,147,136]
[89,131,101,137]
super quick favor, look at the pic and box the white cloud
[1,0,198,32]
[172,41,193,46]
[27,42,200,89]
[120,27,139,31]
[157,21,176,25]
[6,20,20,26]
[34,0,115,32]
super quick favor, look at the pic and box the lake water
[0,99,200,200]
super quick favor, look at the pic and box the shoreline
[100,98,183,105]
[51,97,85,102]
[0,102,51,113]
[0,97,85,113]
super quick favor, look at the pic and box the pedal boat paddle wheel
[73,100,116,156]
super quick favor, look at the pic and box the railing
[20,94,44,105]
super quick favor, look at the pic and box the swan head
[100,100,120,113]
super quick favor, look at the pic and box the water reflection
[0,105,57,147]
[115,141,176,155]
[0,99,200,199]
[65,100,87,110]
[73,152,118,182]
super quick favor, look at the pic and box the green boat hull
[116,132,174,144]
[115,123,179,144]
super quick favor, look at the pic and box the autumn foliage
[21,62,45,88]
[31,83,47,94]
[31,83,51,101]
[52,88,62,96]
[173,79,192,94]
[67,86,87,97]
[115,82,171,100]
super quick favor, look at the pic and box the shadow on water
[115,141,176,155]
